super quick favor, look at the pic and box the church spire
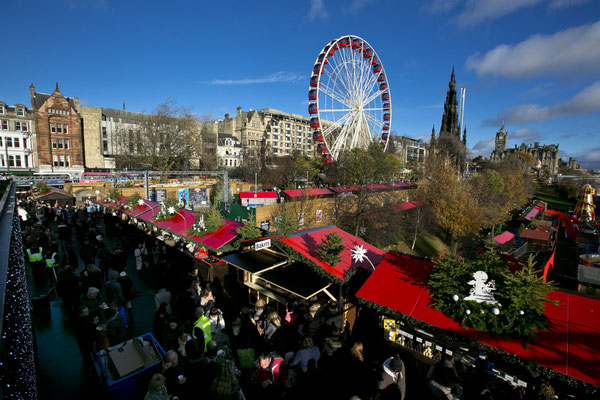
[450,66,455,90]
[440,68,459,138]
[430,124,436,146]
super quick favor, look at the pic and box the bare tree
[113,98,200,170]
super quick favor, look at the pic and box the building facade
[217,133,243,168]
[30,83,84,175]
[0,101,35,172]
[218,107,315,164]
[389,135,427,165]
[490,125,560,176]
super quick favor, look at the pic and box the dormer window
[0,105,4,114]
[17,107,25,117]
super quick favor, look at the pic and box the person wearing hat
[117,271,138,322]
[376,354,406,400]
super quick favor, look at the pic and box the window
[8,155,14,167]
[15,121,28,131]
[66,156,70,167]
[59,155,65,167]
[0,120,7,130]
[103,140,108,152]
[102,127,107,137]
[286,123,290,129]
[17,108,24,117]
[0,105,4,114]
[6,137,12,147]
[13,138,20,148]
[0,155,3,167]
[51,124,56,133]
[53,155,59,167]
[14,155,21,167]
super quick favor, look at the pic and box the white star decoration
[351,245,375,270]
[351,245,368,263]
[138,199,145,206]
[167,206,176,215]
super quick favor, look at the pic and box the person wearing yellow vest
[192,306,211,353]
[26,246,43,263]
[45,249,59,284]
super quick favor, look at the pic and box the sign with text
[254,239,271,251]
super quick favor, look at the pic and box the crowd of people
[20,197,556,400]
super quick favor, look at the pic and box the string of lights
[0,212,38,399]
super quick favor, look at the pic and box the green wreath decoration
[428,251,557,343]
[153,197,180,222]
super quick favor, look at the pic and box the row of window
[0,106,25,116]
[51,139,69,149]
[52,155,71,167]
[47,108,69,115]
[221,159,239,167]
[0,136,28,149]
[0,154,28,168]
[0,120,29,131]
[50,124,69,134]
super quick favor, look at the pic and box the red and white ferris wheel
[308,35,392,163]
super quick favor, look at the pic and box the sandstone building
[30,83,84,175]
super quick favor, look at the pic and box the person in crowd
[376,354,406,400]
[135,242,149,276]
[153,303,170,344]
[56,264,81,315]
[162,350,189,400]
[185,265,201,288]
[103,306,126,346]
[200,288,215,315]
[155,288,172,314]
[187,281,202,307]
[250,299,267,331]
[228,317,254,370]
[192,306,211,354]
[291,336,320,373]
[302,302,325,343]
[151,241,161,269]
[112,242,127,272]
[144,373,170,400]
[250,352,286,399]
[79,238,97,267]
[80,287,106,321]
[260,310,284,355]
[427,354,463,400]
[162,317,183,353]
[73,305,99,368]
[117,271,137,321]
[176,330,193,358]
[104,270,125,306]
[81,263,103,295]
[210,358,242,400]
[97,241,112,282]
[209,306,226,338]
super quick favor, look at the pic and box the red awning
[280,226,386,282]
[524,207,541,221]
[356,252,600,386]
[239,191,278,199]
[282,188,334,197]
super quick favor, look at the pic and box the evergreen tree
[275,208,299,237]
[317,231,345,267]
[204,205,224,233]
[236,214,262,240]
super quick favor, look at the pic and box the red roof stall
[279,226,386,283]
[138,206,241,251]
[356,252,600,387]
[282,188,334,198]
[239,191,278,207]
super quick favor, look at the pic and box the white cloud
[548,0,590,10]
[485,81,600,125]
[510,127,541,140]
[484,80,600,125]
[574,146,600,170]
[472,138,495,150]
[307,0,328,21]
[456,0,543,27]
[209,72,304,86]
[466,20,600,79]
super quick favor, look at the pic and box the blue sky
[1,0,599,169]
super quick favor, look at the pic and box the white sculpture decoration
[464,271,497,304]
[351,244,375,270]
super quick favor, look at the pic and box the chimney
[29,83,35,108]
